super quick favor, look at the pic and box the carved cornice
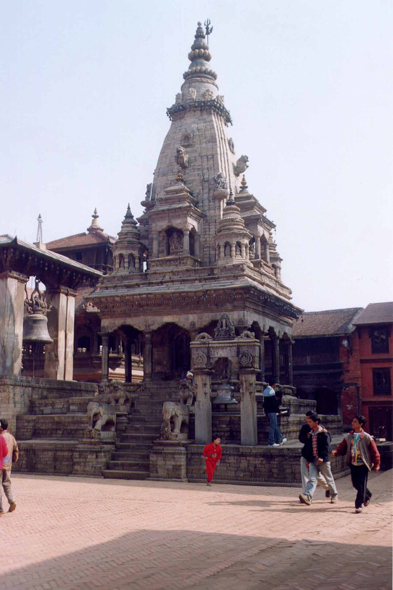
[167,98,232,126]
[92,285,301,321]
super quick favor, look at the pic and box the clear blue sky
[1,1,392,311]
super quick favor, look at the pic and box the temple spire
[184,21,217,82]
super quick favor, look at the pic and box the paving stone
[0,471,391,590]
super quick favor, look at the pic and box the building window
[75,251,82,261]
[371,328,389,354]
[373,368,391,396]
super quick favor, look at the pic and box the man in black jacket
[299,411,330,499]
[299,412,338,506]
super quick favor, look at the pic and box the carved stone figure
[87,401,116,432]
[181,126,197,147]
[175,93,182,104]
[214,313,236,341]
[160,401,190,440]
[214,172,228,190]
[175,146,189,169]
[145,183,152,200]
[187,87,197,100]
[195,332,213,341]
[168,230,183,254]
[234,155,249,176]
[228,137,235,154]
[217,95,225,105]
[203,89,214,100]
[237,330,256,340]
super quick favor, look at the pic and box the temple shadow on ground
[0,528,391,590]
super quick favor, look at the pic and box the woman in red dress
[203,435,222,486]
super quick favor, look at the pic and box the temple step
[101,469,150,480]
[106,460,150,471]
[112,451,150,461]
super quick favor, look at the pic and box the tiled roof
[46,231,116,250]
[0,235,102,277]
[354,302,393,326]
[293,308,364,337]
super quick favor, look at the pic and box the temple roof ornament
[87,208,103,233]
[240,176,249,194]
[184,22,216,81]
[116,204,140,244]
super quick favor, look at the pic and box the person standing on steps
[332,415,380,513]
[299,412,338,506]
[263,381,287,448]
[203,435,222,486]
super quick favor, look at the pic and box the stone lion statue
[234,155,249,176]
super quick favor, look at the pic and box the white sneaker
[279,438,287,445]
[268,443,280,448]
[355,507,363,513]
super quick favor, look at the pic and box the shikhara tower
[90,22,301,384]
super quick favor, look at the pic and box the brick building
[292,308,363,420]
[353,302,393,440]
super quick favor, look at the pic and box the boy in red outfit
[203,435,222,486]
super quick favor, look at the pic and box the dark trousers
[350,464,371,509]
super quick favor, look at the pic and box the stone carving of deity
[214,172,228,190]
[175,93,182,104]
[145,183,152,200]
[217,95,225,105]
[169,230,183,255]
[203,89,214,100]
[187,88,197,100]
[228,138,235,154]
[224,243,231,257]
[175,146,189,169]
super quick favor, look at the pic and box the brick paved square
[0,471,391,590]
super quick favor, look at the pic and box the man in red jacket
[332,415,380,513]
[203,435,222,486]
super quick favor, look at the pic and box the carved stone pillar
[44,287,76,381]
[183,230,190,256]
[263,241,270,263]
[194,369,213,444]
[152,235,158,258]
[255,237,261,260]
[259,333,266,382]
[0,271,28,376]
[124,339,132,383]
[239,368,258,446]
[143,331,152,382]
[241,243,246,259]
[283,339,293,386]
[271,334,280,384]
[100,333,109,382]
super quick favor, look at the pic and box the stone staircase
[102,381,180,480]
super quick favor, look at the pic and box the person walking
[203,435,222,486]
[263,381,287,448]
[299,412,338,505]
[299,411,330,499]
[0,422,10,516]
[0,418,18,514]
[332,415,380,513]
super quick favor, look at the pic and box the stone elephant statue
[161,401,190,440]
[87,401,116,432]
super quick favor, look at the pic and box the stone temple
[89,22,301,386]
[4,22,358,484]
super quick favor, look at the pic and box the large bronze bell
[213,382,238,405]
[23,280,53,344]
[23,308,53,344]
